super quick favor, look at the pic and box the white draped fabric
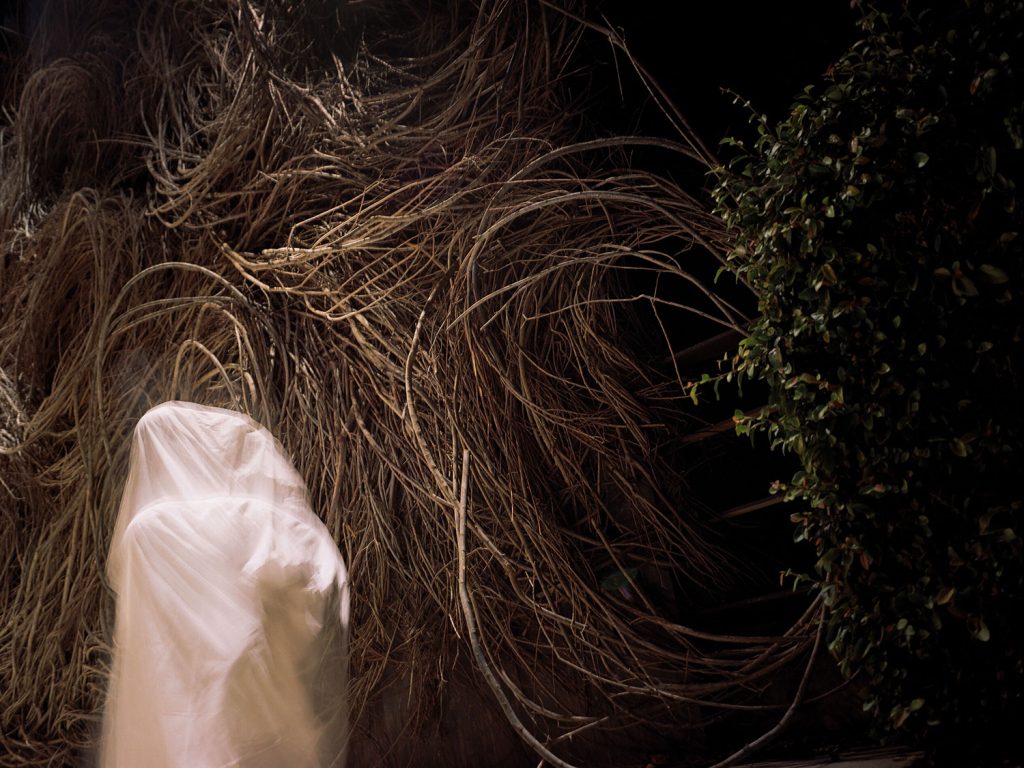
[102,401,349,768]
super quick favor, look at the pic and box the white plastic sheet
[102,401,349,768]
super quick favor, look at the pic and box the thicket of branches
[0,2,818,765]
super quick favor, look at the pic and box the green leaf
[974,621,991,642]
[954,275,979,297]
[913,152,929,168]
[980,264,1009,283]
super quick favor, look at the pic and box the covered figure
[102,401,349,768]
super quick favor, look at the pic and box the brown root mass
[0,1,816,765]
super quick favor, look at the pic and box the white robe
[102,401,349,768]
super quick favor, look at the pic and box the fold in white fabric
[102,401,349,768]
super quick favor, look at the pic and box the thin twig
[708,600,826,768]
[456,449,581,768]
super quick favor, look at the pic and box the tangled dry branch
[0,1,817,765]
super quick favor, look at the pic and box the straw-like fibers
[0,1,816,765]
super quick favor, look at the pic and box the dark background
[592,1,859,151]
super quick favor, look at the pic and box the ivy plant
[711,1,1023,756]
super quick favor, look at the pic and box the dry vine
[0,1,818,765]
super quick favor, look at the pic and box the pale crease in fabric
[102,401,349,768]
